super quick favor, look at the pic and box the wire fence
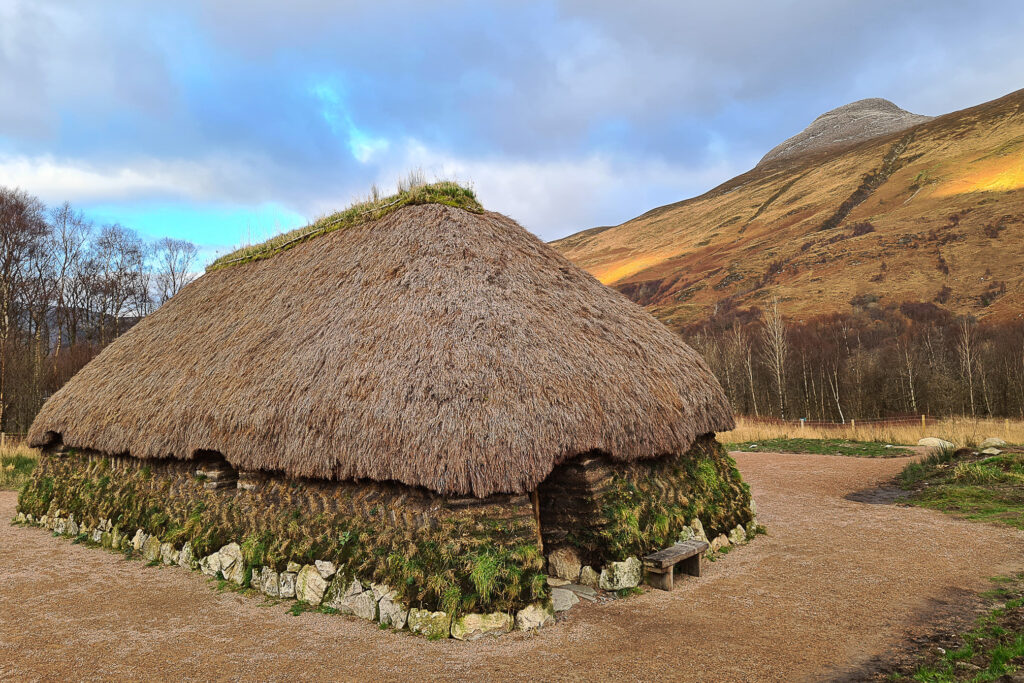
[0,432,29,448]
[740,414,941,428]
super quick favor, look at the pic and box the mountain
[552,89,1024,330]
[757,98,932,166]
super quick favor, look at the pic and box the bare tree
[761,296,788,418]
[48,202,92,358]
[91,224,149,343]
[957,316,977,417]
[152,237,199,304]
[0,188,48,429]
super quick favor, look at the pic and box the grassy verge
[899,447,1024,529]
[886,573,1024,681]
[0,444,38,490]
[725,437,913,458]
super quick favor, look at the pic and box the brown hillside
[552,89,1024,329]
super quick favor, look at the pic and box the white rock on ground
[160,543,177,565]
[91,528,103,543]
[981,447,1002,456]
[177,542,194,569]
[261,568,280,598]
[217,543,246,584]
[918,437,955,450]
[295,564,328,604]
[515,603,555,630]
[314,560,337,579]
[451,612,513,640]
[710,534,730,553]
[579,566,600,589]
[348,590,378,620]
[132,529,148,551]
[981,437,1008,448]
[200,553,222,577]
[142,535,162,562]
[599,557,642,591]
[550,587,579,612]
[690,518,709,544]
[547,547,582,582]
[279,571,297,598]
[323,576,361,613]
[68,520,80,537]
[407,609,451,638]
[728,525,747,545]
[286,561,302,573]
[377,589,408,629]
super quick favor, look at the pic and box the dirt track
[2,452,1023,682]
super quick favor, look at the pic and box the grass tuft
[899,446,1024,529]
[1,444,38,491]
[208,180,482,272]
[725,437,912,458]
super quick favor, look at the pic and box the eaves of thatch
[29,197,733,497]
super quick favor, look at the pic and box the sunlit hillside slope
[553,89,1024,329]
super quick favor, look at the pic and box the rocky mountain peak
[757,98,932,166]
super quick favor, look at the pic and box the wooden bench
[643,539,709,590]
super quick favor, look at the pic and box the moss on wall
[18,450,545,615]
[539,434,753,565]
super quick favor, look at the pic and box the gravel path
[2,452,1023,682]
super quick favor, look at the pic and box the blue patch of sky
[81,201,307,257]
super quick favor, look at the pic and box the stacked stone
[10,512,556,640]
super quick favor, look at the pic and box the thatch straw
[29,202,734,496]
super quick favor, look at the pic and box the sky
[1,1,1023,262]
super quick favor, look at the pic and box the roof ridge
[207,181,482,272]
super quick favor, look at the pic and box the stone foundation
[17,447,546,629]
[14,436,758,638]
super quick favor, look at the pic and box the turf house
[18,182,754,639]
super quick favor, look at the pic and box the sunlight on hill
[934,157,1024,197]
[595,253,669,284]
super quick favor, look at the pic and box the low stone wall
[14,439,760,638]
[538,434,755,581]
[16,448,549,637]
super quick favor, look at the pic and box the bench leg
[645,566,674,591]
[680,554,701,577]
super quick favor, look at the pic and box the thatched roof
[29,196,734,497]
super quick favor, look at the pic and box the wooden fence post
[921,414,926,438]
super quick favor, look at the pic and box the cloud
[0,154,279,205]
[1,0,1023,245]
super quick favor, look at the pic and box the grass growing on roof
[208,181,483,271]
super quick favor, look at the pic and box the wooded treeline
[685,297,1024,421]
[0,186,199,432]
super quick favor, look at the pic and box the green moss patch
[18,451,545,615]
[726,437,913,458]
[877,573,1024,681]
[1,447,38,491]
[899,448,1024,529]
[563,436,753,564]
[208,181,482,271]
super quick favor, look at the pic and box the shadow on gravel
[830,586,986,682]
[845,485,908,505]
